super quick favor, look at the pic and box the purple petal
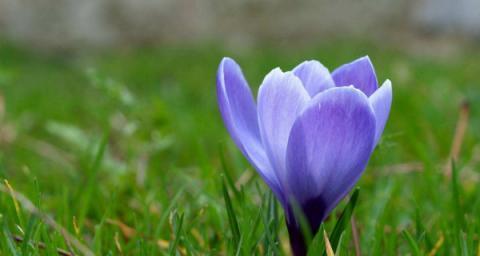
[285,86,376,220]
[217,57,284,203]
[331,56,378,96]
[292,60,335,96]
[369,79,392,146]
[257,69,310,184]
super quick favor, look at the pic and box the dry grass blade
[235,169,254,189]
[4,180,21,218]
[157,239,169,249]
[106,219,137,239]
[157,239,187,255]
[0,183,94,256]
[323,230,335,256]
[427,234,444,256]
[114,232,123,254]
[445,101,470,177]
[351,215,361,256]
[190,228,205,247]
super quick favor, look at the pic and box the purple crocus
[216,56,392,255]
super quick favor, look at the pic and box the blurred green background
[1,1,480,255]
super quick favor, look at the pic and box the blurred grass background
[0,35,480,254]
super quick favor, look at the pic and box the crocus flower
[216,56,392,255]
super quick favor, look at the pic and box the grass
[0,39,480,255]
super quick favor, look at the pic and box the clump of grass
[1,40,480,254]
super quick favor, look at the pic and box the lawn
[0,39,479,255]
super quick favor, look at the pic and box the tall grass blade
[327,187,360,252]
[219,146,242,200]
[307,223,325,256]
[168,211,184,256]
[451,161,464,229]
[78,130,109,226]
[222,179,241,248]
[3,223,19,256]
[403,230,421,256]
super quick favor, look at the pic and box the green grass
[0,39,480,255]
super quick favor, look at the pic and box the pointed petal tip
[382,79,392,87]
[272,67,284,73]
[219,57,246,74]
[301,59,320,65]
[219,57,239,71]
[221,56,234,63]
[294,59,325,69]
[218,57,232,76]
[262,67,298,84]
[358,55,374,66]
[355,55,372,64]
[331,55,378,96]
[371,79,392,99]
[218,57,229,69]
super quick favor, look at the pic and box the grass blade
[451,161,464,229]
[307,223,325,256]
[323,230,334,256]
[3,223,20,256]
[328,187,360,252]
[260,188,281,255]
[221,178,241,248]
[219,145,242,200]
[78,130,109,226]
[309,188,360,256]
[403,230,421,256]
[168,211,184,255]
